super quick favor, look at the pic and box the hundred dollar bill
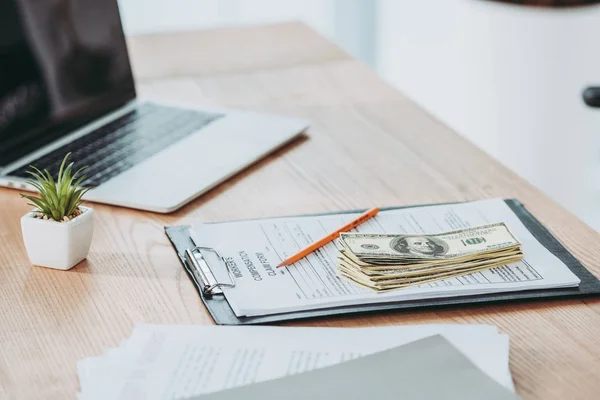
[338,247,523,269]
[338,265,494,291]
[338,222,520,261]
[338,256,524,291]
[337,253,524,279]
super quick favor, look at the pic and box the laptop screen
[0,0,136,167]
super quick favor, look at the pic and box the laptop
[0,0,307,213]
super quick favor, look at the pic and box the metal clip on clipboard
[184,246,236,296]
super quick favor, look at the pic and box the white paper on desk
[191,199,580,317]
[130,324,513,392]
[78,339,142,398]
[195,335,520,400]
[78,324,513,400]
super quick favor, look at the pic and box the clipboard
[165,199,600,325]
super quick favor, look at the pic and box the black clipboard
[165,199,600,325]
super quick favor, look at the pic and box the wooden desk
[1,23,599,399]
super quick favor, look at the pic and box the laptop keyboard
[10,103,223,187]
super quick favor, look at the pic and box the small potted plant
[20,153,93,270]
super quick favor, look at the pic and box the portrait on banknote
[389,235,449,256]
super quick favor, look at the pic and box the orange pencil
[277,207,379,268]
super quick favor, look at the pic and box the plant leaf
[56,153,71,186]
[21,152,89,221]
[25,180,45,194]
[51,208,61,221]
[21,195,51,215]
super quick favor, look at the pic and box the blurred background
[118,0,600,230]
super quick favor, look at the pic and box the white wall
[378,0,600,230]
[118,0,378,63]
[118,0,335,36]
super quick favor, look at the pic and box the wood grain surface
[1,22,600,399]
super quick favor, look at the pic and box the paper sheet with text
[192,199,579,317]
[77,324,512,400]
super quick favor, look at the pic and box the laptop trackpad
[86,111,306,213]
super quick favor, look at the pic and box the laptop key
[9,103,223,187]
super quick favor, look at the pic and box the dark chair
[583,87,600,108]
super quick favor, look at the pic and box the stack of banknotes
[336,222,523,292]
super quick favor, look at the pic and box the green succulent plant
[21,153,90,222]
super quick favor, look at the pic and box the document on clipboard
[187,199,580,318]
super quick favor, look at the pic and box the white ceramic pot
[21,206,94,270]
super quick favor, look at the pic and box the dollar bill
[335,222,524,292]
[338,247,523,269]
[338,265,497,292]
[338,222,520,261]
[338,253,523,279]
[338,256,523,291]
